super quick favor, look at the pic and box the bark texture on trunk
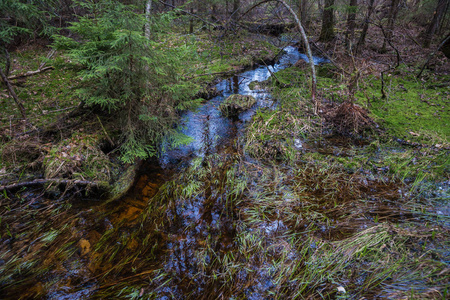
[423,0,449,48]
[356,0,375,54]
[345,0,358,50]
[319,0,335,42]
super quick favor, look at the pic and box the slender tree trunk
[438,0,450,33]
[298,0,308,25]
[319,0,335,42]
[212,4,218,22]
[423,0,449,48]
[145,0,152,39]
[189,7,194,33]
[345,0,358,50]
[2,46,11,76]
[381,0,401,53]
[356,0,375,54]
[232,0,240,21]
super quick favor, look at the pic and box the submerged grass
[88,146,448,299]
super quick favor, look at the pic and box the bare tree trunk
[298,0,308,26]
[2,46,11,76]
[381,0,401,53]
[0,65,27,121]
[356,0,375,54]
[189,7,194,33]
[438,0,450,33]
[345,0,358,50]
[319,0,335,42]
[145,0,152,39]
[232,0,240,21]
[423,0,449,48]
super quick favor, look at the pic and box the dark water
[151,46,318,297]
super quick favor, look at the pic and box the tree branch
[417,33,450,78]
[7,66,55,80]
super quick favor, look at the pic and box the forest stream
[2,46,449,300]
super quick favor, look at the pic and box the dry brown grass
[325,101,375,134]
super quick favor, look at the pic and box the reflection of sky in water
[160,46,324,166]
[298,53,329,65]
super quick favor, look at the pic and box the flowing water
[161,46,328,165]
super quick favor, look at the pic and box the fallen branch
[0,178,108,192]
[8,66,55,80]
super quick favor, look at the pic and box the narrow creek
[7,45,447,299]
[77,46,448,299]
[99,46,327,298]
[161,46,326,164]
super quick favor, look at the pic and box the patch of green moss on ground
[247,65,449,182]
[273,65,449,146]
[0,49,79,129]
[356,73,450,144]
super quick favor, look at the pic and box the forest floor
[0,24,449,299]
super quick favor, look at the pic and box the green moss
[0,49,79,130]
[355,74,449,144]
[43,133,112,183]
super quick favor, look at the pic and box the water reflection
[161,46,316,166]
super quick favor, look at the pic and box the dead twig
[8,66,55,80]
